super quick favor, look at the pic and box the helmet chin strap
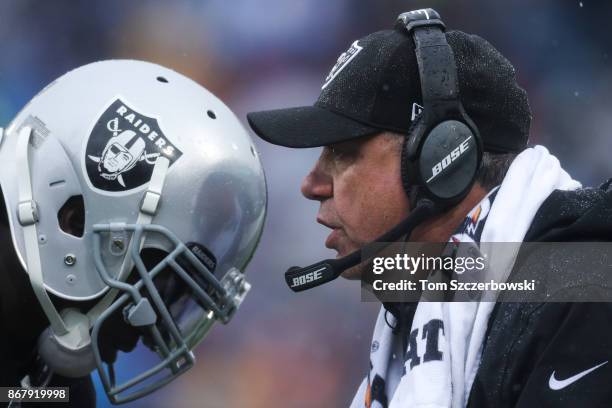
[16,126,69,336]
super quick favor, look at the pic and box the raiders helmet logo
[85,99,182,192]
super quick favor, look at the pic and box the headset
[286,8,483,292]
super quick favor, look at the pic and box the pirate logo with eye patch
[85,99,182,192]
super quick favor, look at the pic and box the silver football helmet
[0,60,267,403]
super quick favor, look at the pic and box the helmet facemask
[90,224,249,403]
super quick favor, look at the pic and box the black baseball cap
[247,27,531,153]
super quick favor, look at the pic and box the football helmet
[0,60,267,403]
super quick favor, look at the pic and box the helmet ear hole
[58,195,85,237]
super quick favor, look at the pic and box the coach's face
[301,133,410,279]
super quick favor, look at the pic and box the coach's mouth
[324,228,343,252]
[317,217,343,252]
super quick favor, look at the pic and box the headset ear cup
[402,116,482,208]
[419,120,481,205]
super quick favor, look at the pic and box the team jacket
[385,179,612,407]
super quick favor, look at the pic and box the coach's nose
[301,153,332,201]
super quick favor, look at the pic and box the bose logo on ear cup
[426,136,472,183]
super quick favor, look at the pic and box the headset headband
[395,9,463,123]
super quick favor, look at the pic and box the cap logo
[408,9,432,20]
[321,40,363,90]
[85,99,182,192]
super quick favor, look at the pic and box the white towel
[351,146,581,408]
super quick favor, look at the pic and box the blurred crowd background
[1,1,611,407]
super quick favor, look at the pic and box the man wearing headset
[248,9,612,408]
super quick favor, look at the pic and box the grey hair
[475,151,519,191]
